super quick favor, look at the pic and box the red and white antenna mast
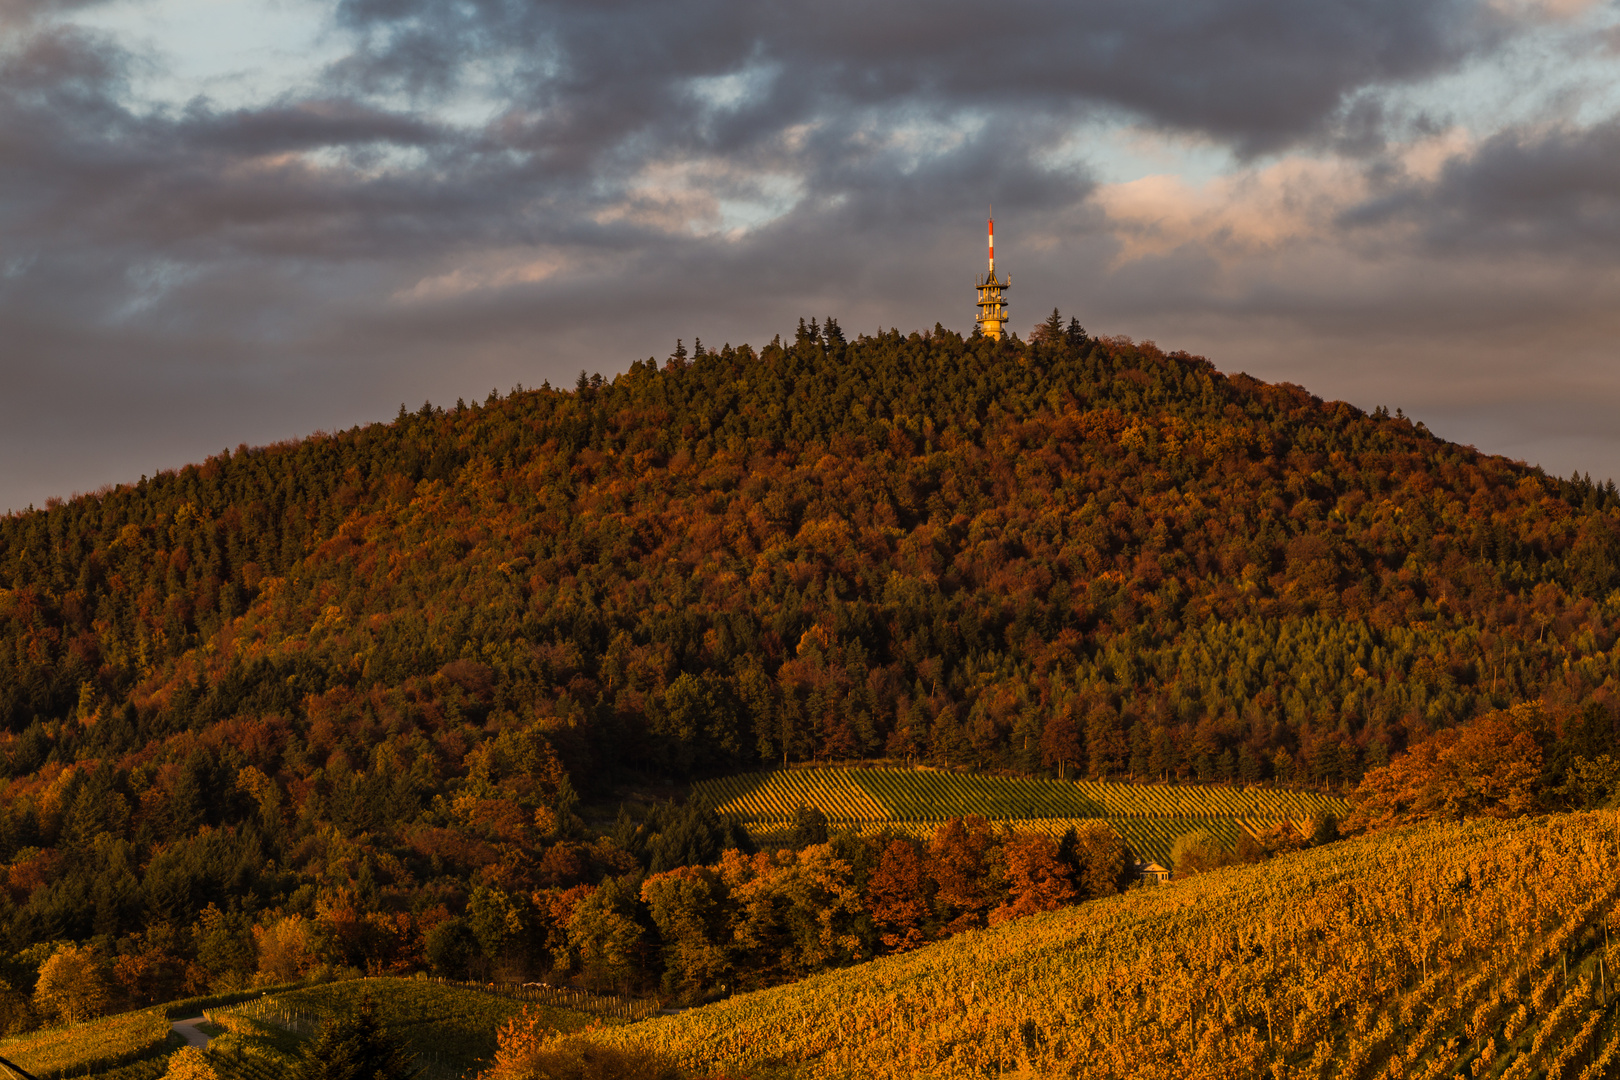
[975,209,1008,340]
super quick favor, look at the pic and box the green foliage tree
[424,918,476,979]
[293,994,416,1080]
[563,877,644,994]
[1170,830,1226,879]
[1565,754,1620,809]
[789,805,829,848]
[640,866,731,1001]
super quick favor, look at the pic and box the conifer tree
[1037,308,1064,344]
[292,995,416,1080]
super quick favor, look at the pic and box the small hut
[1136,860,1172,884]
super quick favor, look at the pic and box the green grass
[157,984,301,1021]
[78,1060,169,1080]
[747,813,1265,868]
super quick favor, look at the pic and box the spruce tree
[293,994,416,1080]
[1039,307,1064,343]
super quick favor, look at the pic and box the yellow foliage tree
[162,1046,218,1080]
[479,1008,679,1080]
[254,914,318,983]
[32,943,108,1025]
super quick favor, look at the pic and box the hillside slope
[0,320,1618,978]
[5,324,1619,786]
[600,811,1620,1079]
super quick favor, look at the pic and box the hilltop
[0,318,1618,1015]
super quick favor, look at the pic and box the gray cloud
[1347,119,1620,252]
[333,0,1500,156]
[0,0,1616,512]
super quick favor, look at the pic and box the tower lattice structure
[975,216,1009,340]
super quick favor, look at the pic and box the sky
[4,0,1620,511]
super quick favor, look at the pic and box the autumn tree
[1351,703,1547,829]
[991,834,1076,924]
[1084,705,1127,779]
[255,914,319,982]
[928,816,1002,933]
[162,1047,218,1080]
[7,318,1620,978]
[865,838,934,950]
[1058,825,1129,899]
[1040,710,1083,780]
[33,943,109,1024]
[1170,830,1227,878]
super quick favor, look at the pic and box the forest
[2,312,1620,1024]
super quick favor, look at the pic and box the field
[593,810,1620,1079]
[0,1008,174,1078]
[694,768,1347,865]
[0,977,629,1080]
[208,976,606,1079]
[207,1012,306,1080]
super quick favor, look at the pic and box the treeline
[447,814,1146,1001]
[2,316,1620,999]
[0,812,1187,1024]
[1349,699,1620,828]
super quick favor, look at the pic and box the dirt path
[171,1017,210,1049]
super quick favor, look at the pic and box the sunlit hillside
[694,767,1348,864]
[594,812,1620,1079]
[0,323,1617,1024]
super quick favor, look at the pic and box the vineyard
[204,976,611,1080]
[0,1008,173,1078]
[592,810,1620,1079]
[695,768,1346,865]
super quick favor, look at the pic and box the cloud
[2,0,1620,512]
[332,0,1504,157]
[1345,119,1620,253]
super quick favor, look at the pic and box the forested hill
[6,319,1620,799]
[0,315,1618,988]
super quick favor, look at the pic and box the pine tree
[293,994,416,1080]
[1037,308,1064,344]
